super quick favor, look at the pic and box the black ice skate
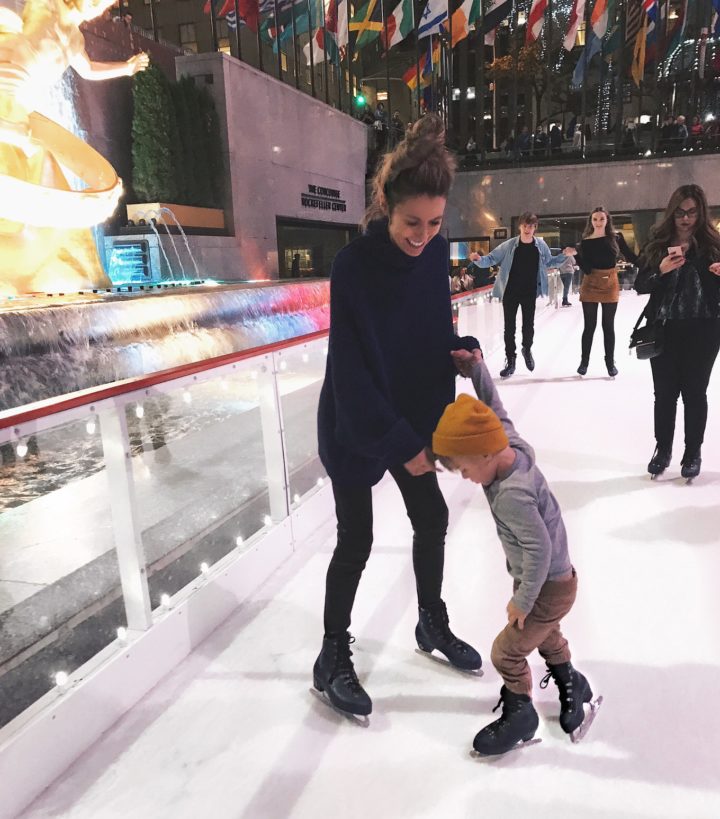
[312,632,372,720]
[681,449,701,482]
[647,445,672,479]
[472,686,540,757]
[605,357,618,378]
[499,356,516,378]
[521,347,535,372]
[577,359,589,376]
[415,600,482,672]
[540,661,602,743]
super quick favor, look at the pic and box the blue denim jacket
[471,236,568,300]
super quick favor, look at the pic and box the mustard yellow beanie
[432,394,509,457]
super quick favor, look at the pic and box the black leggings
[581,301,618,362]
[323,467,448,636]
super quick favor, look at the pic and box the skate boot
[472,686,539,756]
[681,448,701,481]
[605,357,618,378]
[577,359,589,376]
[499,355,516,378]
[313,632,372,716]
[647,445,672,478]
[415,600,482,671]
[521,346,535,372]
[540,661,598,740]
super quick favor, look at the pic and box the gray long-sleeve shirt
[470,359,572,613]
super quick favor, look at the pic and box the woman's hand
[562,247,577,256]
[709,262,720,276]
[659,252,685,275]
[404,448,438,476]
[451,348,483,377]
[126,52,150,76]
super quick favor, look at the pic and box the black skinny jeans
[324,466,448,636]
[581,301,618,362]
[503,291,536,358]
[650,320,720,454]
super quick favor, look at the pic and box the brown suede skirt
[579,267,619,304]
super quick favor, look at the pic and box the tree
[487,43,550,132]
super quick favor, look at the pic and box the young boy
[432,349,600,755]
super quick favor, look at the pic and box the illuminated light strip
[0,111,122,228]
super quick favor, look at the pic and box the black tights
[581,301,618,363]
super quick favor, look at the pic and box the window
[281,52,288,72]
[179,22,197,53]
[217,19,230,54]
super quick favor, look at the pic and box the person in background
[634,184,720,481]
[558,255,576,307]
[549,123,563,155]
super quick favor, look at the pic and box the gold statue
[0,0,149,295]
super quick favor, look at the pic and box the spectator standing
[549,122,562,155]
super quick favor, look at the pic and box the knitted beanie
[432,394,509,457]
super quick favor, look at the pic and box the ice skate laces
[330,634,363,693]
[425,602,470,654]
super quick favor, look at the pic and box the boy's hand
[451,348,483,377]
[404,447,438,476]
[506,600,527,630]
[469,252,481,261]
[562,247,577,256]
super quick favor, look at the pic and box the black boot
[681,448,702,480]
[605,357,618,377]
[648,445,672,476]
[521,346,535,372]
[313,632,372,716]
[540,661,593,735]
[416,600,482,671]
[473,686,539,755]
[577,359,589,376]
[499,355,516,378]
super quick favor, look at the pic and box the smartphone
[668,246,683,257]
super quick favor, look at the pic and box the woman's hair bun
[405,114,446,160]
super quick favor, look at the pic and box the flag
[403,36,440,88]
[349,0,383,51]
[304,0,343,64]
[631,9,648,85]
[444,0,480,48]
[526,0,548,44]
[203,0,261,30]
[663,0,686,66]
[381,0,414,49]
[482,0,512,45]
[563,0,585,50]
[713,0,720,36]
[590,0,608,39]
[625,0,643,48]
[572,29,602,87]
[644,0,659,66]
[418,0,449,39]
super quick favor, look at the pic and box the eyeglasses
[674,207,698,219]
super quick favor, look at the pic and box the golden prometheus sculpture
[0,0,148,296]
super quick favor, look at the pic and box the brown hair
[643,184,720,266]
[518,212,538,226]
[363,114,455,228]
[582,206,619,255]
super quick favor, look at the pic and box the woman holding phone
[634,185,720,479]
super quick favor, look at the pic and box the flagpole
[547,0,553,127]
[511,0,519,149]
[256,5,264,72]
[291,0,301,88]
[307,0,317,97]
[448,0,453,142]
[415,0,422,119]
[580,0,590,157]
[274,0,284,78]
[613,0,625,152]
[336,5,344,111]
[321,0,330,102]
[476,3,486,161]
[233,0,242,59]
[382,0,392,145]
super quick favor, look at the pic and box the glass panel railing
[0,412,122,730]
[123,359,274,609]
[274,338,328,505]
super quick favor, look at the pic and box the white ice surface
[20,293,720,819]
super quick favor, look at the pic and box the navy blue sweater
[318,219,478,487]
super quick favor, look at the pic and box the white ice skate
[570,694,603,743]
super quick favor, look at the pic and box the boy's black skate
[499,356,516,378]
[521,347,535,372]
[681,449,701,481]
[577,359,588,376]
[605,357,618,378]
[472,686,540,756]
[312,632,372,717]
[540,661,602,742]
[647,445,672,478]
[415,600,482,672]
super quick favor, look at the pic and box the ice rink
[20,293,720,819]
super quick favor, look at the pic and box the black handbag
[629,307,664,359]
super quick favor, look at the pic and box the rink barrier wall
[0,287,494,819]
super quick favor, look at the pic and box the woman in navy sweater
[314,115,482,718]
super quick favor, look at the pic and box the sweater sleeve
[576,240,591,275]
[469,356,519,441]
[328,265,425,466]
[617,232,639,264]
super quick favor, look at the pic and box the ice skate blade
[470,738,542,758]
[309,688,370,726]
[414,648,483,676]
[570,695,603,743]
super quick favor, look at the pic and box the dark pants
[503,291,536,358]
[323,467,448,635]
[650,320,720,453]
[581,302,618,362]
[560,273,572,304]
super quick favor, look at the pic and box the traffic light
[354,94,366,107]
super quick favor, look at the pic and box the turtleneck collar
[365,218,434,271]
